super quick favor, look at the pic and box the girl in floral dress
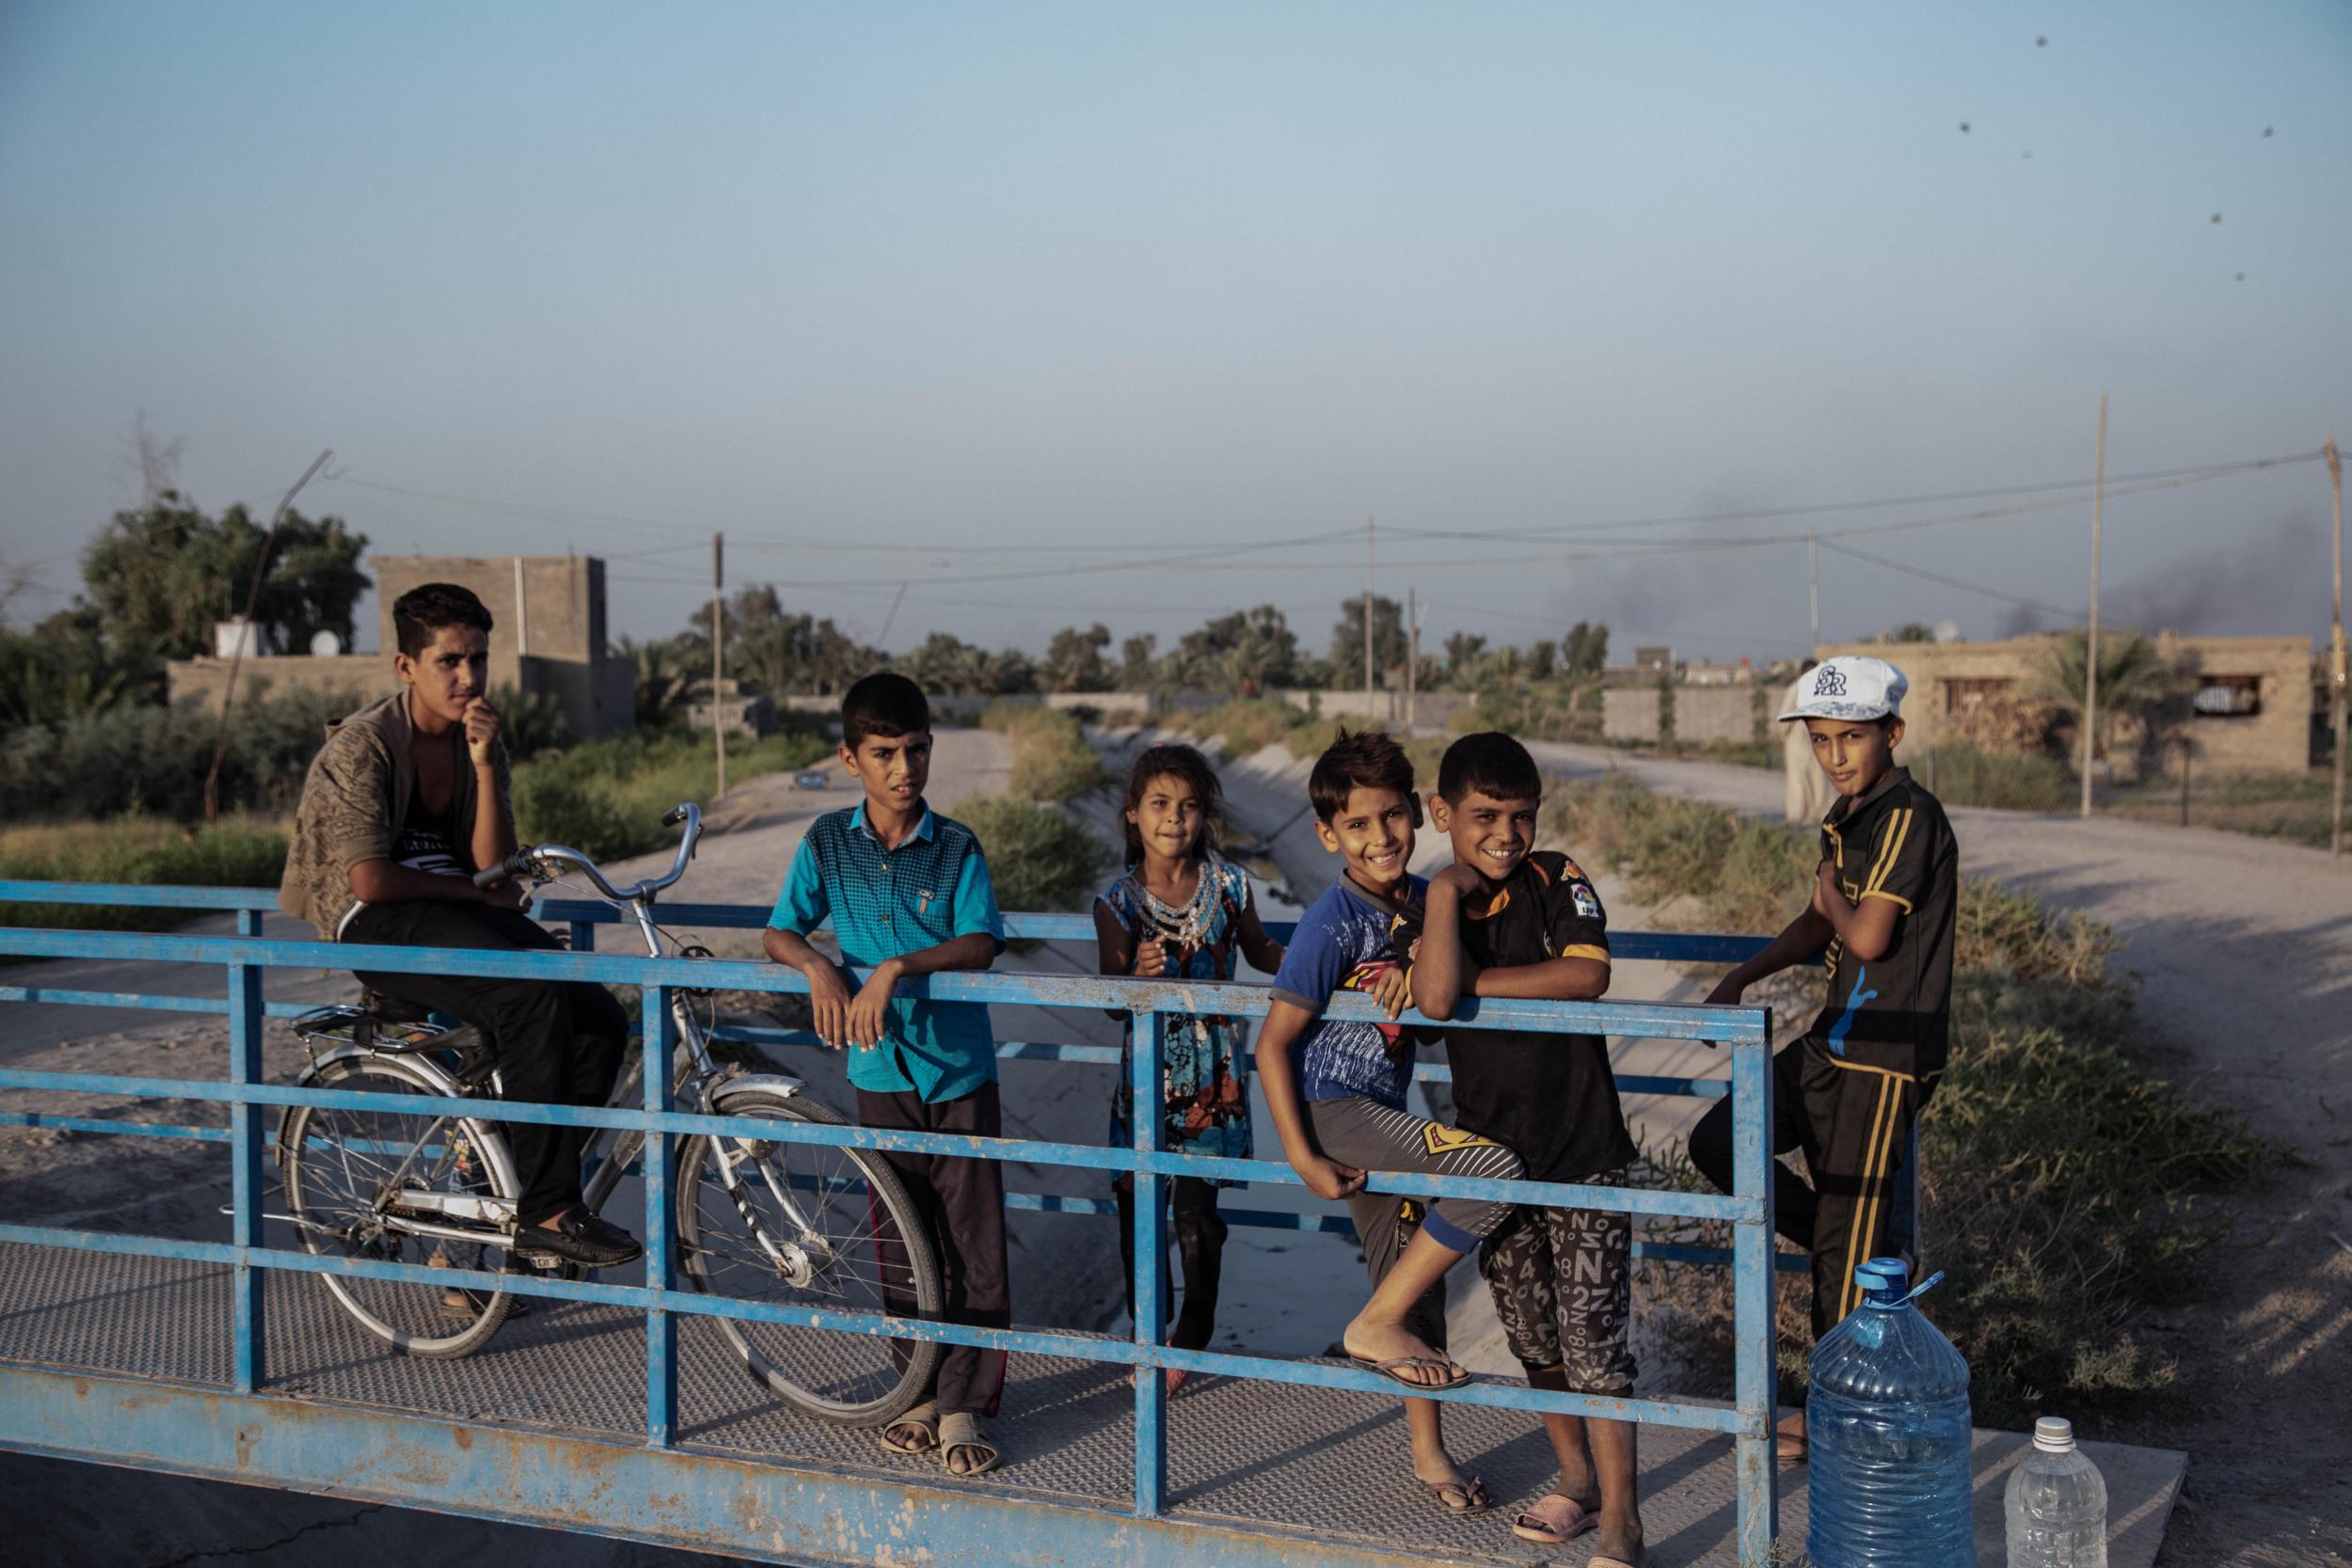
[1094,743,1284,1386]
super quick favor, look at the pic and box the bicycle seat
[359,987,437,1025]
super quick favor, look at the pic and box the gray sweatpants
[1307,1093,1524,1259]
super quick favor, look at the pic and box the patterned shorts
[1476,1171,1637,1394]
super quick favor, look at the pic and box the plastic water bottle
[2005,1418,2107,1567]
[1807,1257,1976,1568]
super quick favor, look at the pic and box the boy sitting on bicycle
[278,581,641,1271]
[763,672,1009,1476]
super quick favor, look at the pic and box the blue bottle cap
[1853,1256,1910,1305]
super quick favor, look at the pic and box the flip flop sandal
[937,1411,1002,1478]
[1509,1493,1597,1544]
[1589,1554,1650,1568]
[1347,1353,1472,1392]
[879,1401,939,1455]
[439,1289,532,1322]
[1413,1473,1491,1515]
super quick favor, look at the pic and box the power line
[1815,537,2081,621]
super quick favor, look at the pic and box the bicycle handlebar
[474,801,703,906]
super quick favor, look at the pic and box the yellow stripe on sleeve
[1864,809,1913,898]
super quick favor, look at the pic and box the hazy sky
[3,2,2345,662]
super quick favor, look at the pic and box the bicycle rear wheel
[675,1088,944,1426]
[278,1049,522,1359]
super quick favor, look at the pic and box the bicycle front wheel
[676,1088,944,1426]
[278,1050,522,1359]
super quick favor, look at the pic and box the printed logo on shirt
[1571,883,1602,920]
[1422,1122,1502,1156]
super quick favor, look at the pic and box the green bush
[1920,743,2074,812]
[0,816,288,931]
[980,702,1109,802]
[0,684,366,824]
[947,796,1109,913]
[1165,698,1327,760]
[513,727,829,861]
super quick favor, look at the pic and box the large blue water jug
[1806,1258,1976,1568]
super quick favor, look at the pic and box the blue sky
[2,2,2344,659]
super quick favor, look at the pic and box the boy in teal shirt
[765,673,1009,1474]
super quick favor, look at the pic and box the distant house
[1810,632,2313,776]
[167,554,635,738]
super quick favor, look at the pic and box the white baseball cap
[1780,656,1907,722]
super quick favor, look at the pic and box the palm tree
[2032,627,2184,763]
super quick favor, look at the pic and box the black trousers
[1689,1036,1928,1339]
[856,1081,1011,1419]
[343,900,629,1227]
[1113,1174,1229,1353]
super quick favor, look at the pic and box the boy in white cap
[1686,656,1958,1461]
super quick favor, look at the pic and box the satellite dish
[1932,620,1962,644]
[310,630,343,657]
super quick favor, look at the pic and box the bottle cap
[2033,1417,2075,1453]
[1852,1256,1910,1305]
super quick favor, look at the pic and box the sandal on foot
[1509,1493,1597,1544]
[879,1401,939,1455]
[1776,1415,1808,1462]
[937,1411,1001,1477]
[1413,1472,1491,1515]
[1347,1353,1471,1392]
[438,1289,532,1322]
[1589,1554,1649,1568]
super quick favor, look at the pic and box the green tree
[1329,594,1408,687]
[1563,621,1610,678]
[2032,627,2184,763]
[1119,633,1159,689]
[0,607,152,729]
[80,495,369,658]
[1168,605,1297,692]
[1443,631,1487,677]
[1528,640,1558,680]
[1041,624,1114,692]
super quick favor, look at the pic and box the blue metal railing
[0,881,1785,1562]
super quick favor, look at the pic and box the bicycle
[278,802,945,1426]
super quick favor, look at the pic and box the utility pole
[2080,395,2106,820]
[203,448,332,824]
[712,531,727,800]
[1406,588,1418,729]
[2328,435,2344,858]
[1807,529,1820,650]
[1363,517,1375,720]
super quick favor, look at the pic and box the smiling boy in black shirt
[1411,733,1645,1565]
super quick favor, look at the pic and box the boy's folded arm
[882,930,1001,976]
[1469,954,1611,1002]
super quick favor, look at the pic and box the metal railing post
[1130,1007,1167,1516]
[228,956,267,1392]
[1730,1015,1779,1563]
[643,985,676,1447]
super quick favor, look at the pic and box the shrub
[1164,699,1327,760]
[980,702,1109,802]
[512,727,829,861]
[1920,743,2074,812]
[947,797,1108,913]
[0,816,288,931]
[0,685,365,825]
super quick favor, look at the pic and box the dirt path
[1523,739,2352,1564]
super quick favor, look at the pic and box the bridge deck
[2,1240,2181,1566]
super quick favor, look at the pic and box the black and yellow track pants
[1689,1035,1936,1339]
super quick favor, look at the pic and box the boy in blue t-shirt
[1256,729,1525,1518]
[764,673,1009,1476]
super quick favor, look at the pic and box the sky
[2,1,2346,663]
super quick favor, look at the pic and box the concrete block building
[1810,632,2313,776]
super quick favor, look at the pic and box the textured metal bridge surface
[0,1241,2180,1567]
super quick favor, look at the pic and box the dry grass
[0,816,289,931]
